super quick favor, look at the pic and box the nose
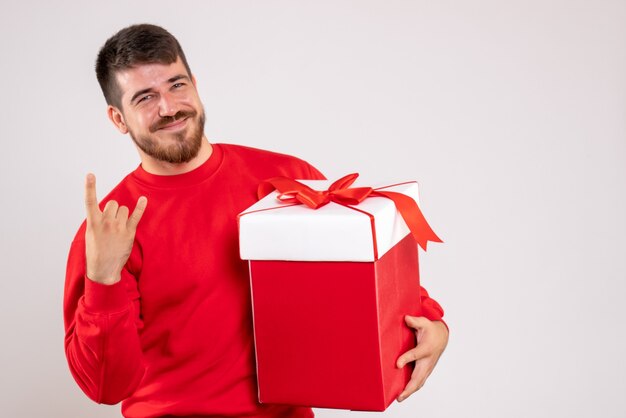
[157,92,179,118]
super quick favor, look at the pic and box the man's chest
[129,192,250,310]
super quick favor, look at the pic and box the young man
[63,24,448,418]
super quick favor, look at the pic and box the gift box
[238,174,440,411]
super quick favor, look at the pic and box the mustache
[150,110,197,132]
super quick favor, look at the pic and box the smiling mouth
[158,117,189,131]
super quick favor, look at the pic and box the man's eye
[173,83,185,89]
[137,95,152,103]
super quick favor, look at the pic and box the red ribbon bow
[258,173,442,251]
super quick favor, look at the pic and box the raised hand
[396,316,449,401]
[84,173,147,285]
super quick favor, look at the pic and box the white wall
[1,1,625,417]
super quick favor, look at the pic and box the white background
[1,1,625,417]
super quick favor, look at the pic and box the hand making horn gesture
[84,173,148,285]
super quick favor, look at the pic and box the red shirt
[63,143,444,417]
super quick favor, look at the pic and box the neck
[138,137,213,176]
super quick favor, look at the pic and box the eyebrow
[129,74,191,104]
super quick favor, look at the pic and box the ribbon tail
[257,177,327,208]
[258,181,278,200]
[258,177,312,200]
[374,191,442,251]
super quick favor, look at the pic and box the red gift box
[238,175,440,411]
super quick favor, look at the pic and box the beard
[129,108,206,164]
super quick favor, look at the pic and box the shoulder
[220,143,305,165]
[218,143,325,180]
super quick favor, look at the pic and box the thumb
[405,315,431,331]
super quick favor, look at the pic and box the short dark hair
[95,24,193,109]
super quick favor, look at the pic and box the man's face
[111,57,205,164]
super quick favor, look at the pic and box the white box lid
[238,180,419,262]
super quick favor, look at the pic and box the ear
[107,105,129,134]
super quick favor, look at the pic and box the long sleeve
[418,285,447,327]
[63,229,146,404]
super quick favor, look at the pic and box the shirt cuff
[83,276,129,313]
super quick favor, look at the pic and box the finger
[405,315,430,331]
[397,361,430,402]
[84,173,100,220]
[127,196,148,230]
[397,343,430,369]
[102,200,120,217]
[116,205,129,220]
